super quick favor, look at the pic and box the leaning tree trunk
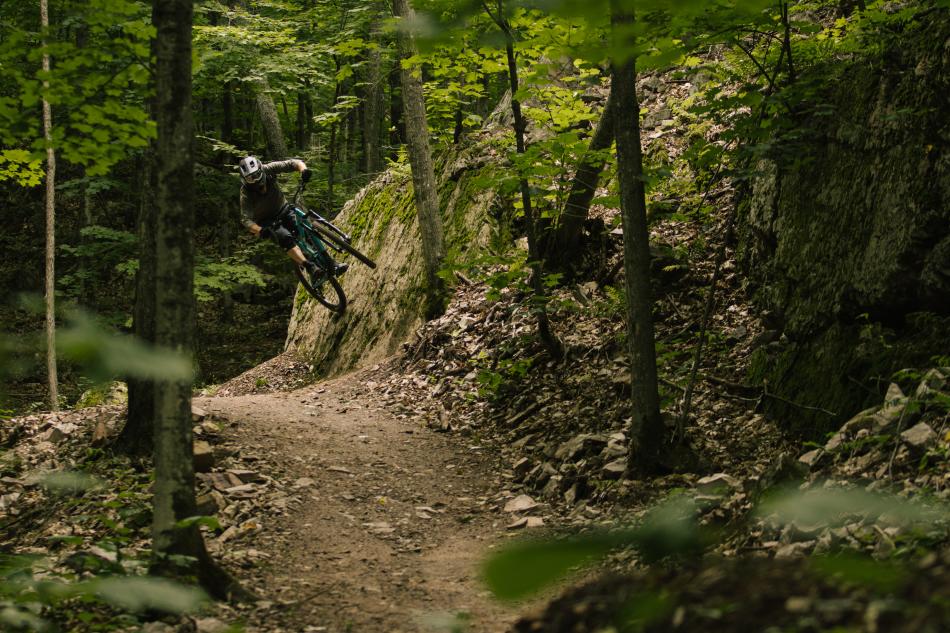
[147,0,246,599]
[612,5,664,475]
[551,88,617,269]
[255,78,288,158]
[41,0,58,411]
[393,0,447,317]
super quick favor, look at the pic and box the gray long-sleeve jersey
[239,159,305,229]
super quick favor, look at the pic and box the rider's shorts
[266,207,297,251]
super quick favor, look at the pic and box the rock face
[285,140,504,375]
[738,15,950,434]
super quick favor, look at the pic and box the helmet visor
[242,169,265,185]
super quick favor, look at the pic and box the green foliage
[194,259,268,303]
[0,0,155,181]
[484,487,949,602]
[484,531,622,601]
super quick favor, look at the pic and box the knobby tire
[295,265,346,315]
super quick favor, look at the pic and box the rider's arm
[239,187,262,235]
[262,158,307,175]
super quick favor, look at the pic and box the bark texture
[41,0,58,411]
[255,79,288,158]
[392,0,446,317]
[551,88,617,268]
[146,0,246,600]
[363,20,384,176]
[612,8,663,474]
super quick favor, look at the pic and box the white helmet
[239,156,265,184]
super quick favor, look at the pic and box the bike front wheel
[295,264,347,315]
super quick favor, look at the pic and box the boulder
[900,422,936,449]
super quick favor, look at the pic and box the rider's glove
[302,168,312,183]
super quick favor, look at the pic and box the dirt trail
[196,371,535,633]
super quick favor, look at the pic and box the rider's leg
[287,245,308,266]
[273,226,311,269]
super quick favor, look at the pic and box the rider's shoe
[334,262,349,276]
[301,260,319,276]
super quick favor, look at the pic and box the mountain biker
[238,156,348,277]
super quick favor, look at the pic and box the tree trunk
[41,0,58,411]
[328,65,341,206]
[388,61,404,158]
[612,6,663,474]
[551,88,617,268]
[147,0,246,600]
[488,0,562,359]
[363,21,384,175]
[222,80,234,144]
[304,80,314,146]
[296,91,307,150]
[255,79,288,158]
[392,0,447,318]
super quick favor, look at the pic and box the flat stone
[191,406,208,422]
[696,473,740,495]
[195,617,229,633]
[512,457,532,477]
[503,494,539,513]
[193,440,215,473]
[196,493,220,516]
[602,458,626,479]
[798,449,824,468]
[901,422,935,448]
[824,432,846,451]
[554,434,607,461]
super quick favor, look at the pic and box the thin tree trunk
[41,0,58,411]
[612,5,663,474]
[486,0,562,359]
[328,65,341,205]
[388,62,404,157]
[304,80,314,146]
[148,0,248,600]
[363,21,384,175]
[393,0,446,317]
[222,80,234,144]
[551,88,617,268]
[296,91,307,150]
[255,79,288,158]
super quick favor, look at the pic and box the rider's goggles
[242,169,265,185]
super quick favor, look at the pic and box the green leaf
[810,554,909,593]
[175,515,221,531]
[36,470,102,494]
[483,532,623,601]
[90,576,208,614]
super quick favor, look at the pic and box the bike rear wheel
[310,222,378,269]
[295,263,346,315]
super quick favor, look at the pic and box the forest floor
[194,366,550,633]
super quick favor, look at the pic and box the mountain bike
[286,179,377,315]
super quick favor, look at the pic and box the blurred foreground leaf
[56,312,193,383]
[89,576,207,613]
[483,531,624,601]
[757,487,947,526]
[35,470,102,495]
[484,494,704,600]
[811,553,909,593]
